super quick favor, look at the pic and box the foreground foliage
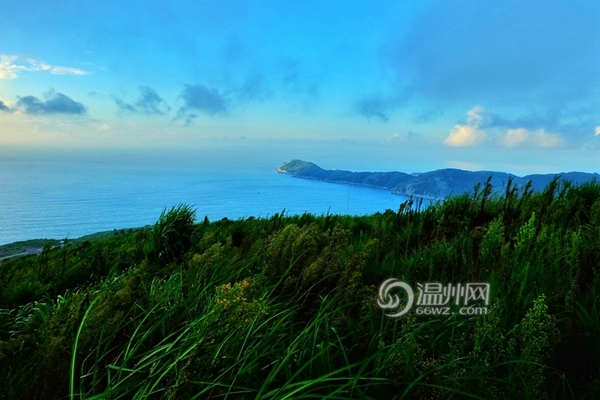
[0,177,599,399]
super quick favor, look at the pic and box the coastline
[0,247,43,262]
[277,168,442,201]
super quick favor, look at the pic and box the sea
[0,144,427,246]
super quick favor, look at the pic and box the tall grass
[0,180,599,399]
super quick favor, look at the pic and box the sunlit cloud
[445,125,486,147]
[0,55,88,79]
[0,99,12,112]
[595,126,600,136]
[444,105,488,147]
[501,128,529,147]
[446,105,571,148]
[500,128,563,148]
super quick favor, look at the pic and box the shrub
[148,204,196,265]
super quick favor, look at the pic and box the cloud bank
[393,0,599,106]
[384,0,600,139]
[445,105,565,148]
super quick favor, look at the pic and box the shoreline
[0,247,43,262]
[277,170,442,201]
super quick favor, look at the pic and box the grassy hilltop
[1,177,599,399]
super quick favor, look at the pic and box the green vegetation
[1,178,599,399]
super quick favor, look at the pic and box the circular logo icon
[377,278,414,318]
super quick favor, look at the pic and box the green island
[277,159,600,200]
[1,177,599,399]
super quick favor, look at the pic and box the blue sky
[1,0,599,174]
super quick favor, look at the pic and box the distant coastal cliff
[277,160,600,200]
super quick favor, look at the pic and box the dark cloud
[114,98,136,113]
[355,97,393,122]
[277,58,321,100]
[0,100,10,112]
[174,74,276,124]
[176,84,227,124]
[280,58,301,88]
[413,107,443,123]
[236,71,271,102]
[389,0,600,108]
[478,109,557,131]
[114,86,170,116]
[486,106,597,139]
[17,90,87,115]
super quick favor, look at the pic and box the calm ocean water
[0,146,423,246]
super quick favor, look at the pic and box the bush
[147,204,196,265]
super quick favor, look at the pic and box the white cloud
[0,98,14,108]
[444,105,487,147]
[446,105,568,148]
[466,105,487,126]
[49,66,88,75]
[0,55,88,79]
[445,124,486,147]
[501,128,529,147]
[595,126,600,136]
[500,128,563,148]
[0,55,27,79]
[535,130,563,148]
[385,133,401,143]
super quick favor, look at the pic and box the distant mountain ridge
[276,160,600,200]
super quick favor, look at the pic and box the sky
[1,0,599,174]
